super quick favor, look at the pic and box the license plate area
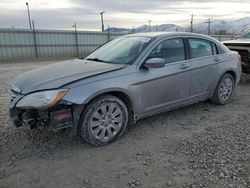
[50,109,73,130]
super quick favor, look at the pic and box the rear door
[187,38,220,97]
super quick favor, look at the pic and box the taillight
[237,53,242,64]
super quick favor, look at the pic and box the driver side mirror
[144,58,166,68]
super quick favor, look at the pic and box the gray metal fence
[0,28,124,60]
[0,28,235,60]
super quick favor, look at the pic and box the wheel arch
[210,69,237,98]
[77,91,132,146]
[210,70,236,105]
[82,90,135,124]
[224,70,236,83]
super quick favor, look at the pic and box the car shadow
[0,96,237,165]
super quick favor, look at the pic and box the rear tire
[78,95,129,146]
[210,73,235,105]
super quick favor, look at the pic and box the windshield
[86,36,152,64]
[240,31,250,39]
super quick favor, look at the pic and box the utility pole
[32,20,35,30]
[32,20,38,58]
[100,11,105,32]
[148,20,152,32]
[205,18,212,35]
[72,23,79,57]
[190,13,195,32]
[107,25,110,41]
[25,2,32,30]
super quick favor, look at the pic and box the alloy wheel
[89,102,124,142]
[218,77,233,103]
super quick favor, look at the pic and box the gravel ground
[0,60,250,188]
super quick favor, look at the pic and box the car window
[240,32,250,39]
[147,38,185,64]
[211,42,218,55]
[86,36,152,64]
[188,38,213,59]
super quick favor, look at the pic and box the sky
[0,0,250,31]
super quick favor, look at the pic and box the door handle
[180,64,190,69]
[214,57,222,62]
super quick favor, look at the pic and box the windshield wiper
[86,58,111,63]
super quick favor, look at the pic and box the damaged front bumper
[9,90,84,133]
[10,103,74,131]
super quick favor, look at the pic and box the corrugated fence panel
[0,28,234,60]
[0,28,125,60]
[36,30,77,58]
[0,29,36,59]
[77,32,108,57]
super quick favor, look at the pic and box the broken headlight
[16,89,68,109]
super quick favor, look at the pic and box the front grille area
[9,84,22,102]
[234,49,250,64]
[10,89,19,101]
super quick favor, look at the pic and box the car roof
[125,32,211,39]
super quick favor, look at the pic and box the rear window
[211,42,218,55]
[188,38,213,59]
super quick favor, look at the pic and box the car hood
[223,39,250,45]
[12,59,125,94]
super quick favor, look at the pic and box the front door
[136,38,192,115]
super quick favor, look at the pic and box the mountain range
[106,17,250,34]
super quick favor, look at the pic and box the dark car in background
[9,32,241,146]
[223,29,250,73]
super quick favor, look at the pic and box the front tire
[79,95,129,146]
[210,73,235,105]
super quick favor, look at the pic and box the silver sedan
[9,32,242,146]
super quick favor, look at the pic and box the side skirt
[134,92,209,122]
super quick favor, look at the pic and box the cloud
[0,0,249,30]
